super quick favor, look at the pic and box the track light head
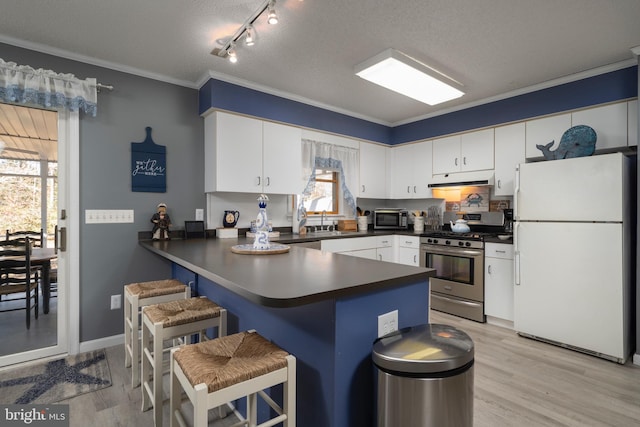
[227,43,238,63]
[245,25,255,46]
[267,1,278,25]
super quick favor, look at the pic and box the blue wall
[199,79,391,144]
[200,65,638,146]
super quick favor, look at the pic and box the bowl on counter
[497,235,511,241]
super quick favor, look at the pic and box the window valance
[0,58,97,116]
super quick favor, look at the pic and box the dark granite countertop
[140,237,434,308]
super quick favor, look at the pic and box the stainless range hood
[428,170,495,188]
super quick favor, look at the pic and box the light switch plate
[195,209,204,221]
[86,209,134,224]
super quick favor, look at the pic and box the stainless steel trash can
[373,323,474,427]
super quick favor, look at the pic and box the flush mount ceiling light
[355,49,465,106]
[211,0,280,64]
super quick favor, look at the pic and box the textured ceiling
[0,0,639,127]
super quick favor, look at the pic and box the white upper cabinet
[627,100,637,147]
[525,113,572,159]
[204,111,302,194]
[494,123,525,196]
[205,111,262,193]
[359,142,389,198]
[460,129,494,171]
[572,102,627,151]
[433,129,494,175]
[262,121,303,194]
[390,140,432,199]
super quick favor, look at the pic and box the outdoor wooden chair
[0,238,39,329]
[6,229,44,248]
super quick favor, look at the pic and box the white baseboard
[79,334,124,353]
[633,353,640,366]
[485,316,514,330]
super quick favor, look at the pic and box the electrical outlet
[195,209,204,221]
[110,294,121,310]
[377,310,398,338]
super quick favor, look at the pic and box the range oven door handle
[420,244,483,258]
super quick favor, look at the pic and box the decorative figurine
[536,125,597,160]
[252,194,271,250]
[151,202,171,240]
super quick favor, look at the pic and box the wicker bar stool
[124,279,190,387]
[169,330,296,427]
[141,297,227,427]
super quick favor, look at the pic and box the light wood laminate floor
[57,310,639,426]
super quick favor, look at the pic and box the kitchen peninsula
[141,237,434,427]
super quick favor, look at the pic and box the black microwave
[373,209,408,230]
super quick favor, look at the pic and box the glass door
[0,103,68,366]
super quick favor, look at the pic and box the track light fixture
[211,0,283,64]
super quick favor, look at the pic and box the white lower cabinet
[321,234,419,265]
[484,243,514,322]
[343,248,377,260]
[396,236,419,266]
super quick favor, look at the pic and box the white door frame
[0,109,79,367]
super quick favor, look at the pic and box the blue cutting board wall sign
[131,127,166,193]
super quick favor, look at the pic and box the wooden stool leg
[131,296,141,387]
[153,321,164,427]
[248,393,258,427]
[169,349,181,427]
[285,355,296,427]
[194,383,208,427]
[141,312,152,412]
[124,293,132,367]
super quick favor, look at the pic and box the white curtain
[302,138,359,217]
[0,58,97,116]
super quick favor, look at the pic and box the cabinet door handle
[455,157,458,166]
[407,186,410,193]
[413,254,417,263]
[378,254,382,261]
[463,157,467,165]
[496,250,506,253]
[497,179,502,189]
[257,176,261,186]
[488,265,492,274]
[362,184,365,192]
[266,177,270,186]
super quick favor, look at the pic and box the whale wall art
[536,125,597,161]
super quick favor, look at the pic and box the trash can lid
[372,323,474,374]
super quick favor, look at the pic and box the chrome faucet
[321,210,327,231]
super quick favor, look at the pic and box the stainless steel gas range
[419,211,505,323]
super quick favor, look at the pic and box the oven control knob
[458,241,464,246]
[433,239,438,244]
[445,240,451,245]
[465,242,471,247]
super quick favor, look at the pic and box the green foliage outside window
[0,159,57,238]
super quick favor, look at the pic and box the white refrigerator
[514,152,633,363]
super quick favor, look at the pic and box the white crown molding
[0,34,198,89]
[394,58,638,126]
